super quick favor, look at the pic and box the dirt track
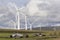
[53,38,60,40]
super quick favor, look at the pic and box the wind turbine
[8,20,16,29]
[8,3,20,30]
[8,2,28,30]
[25,15,27,30]
[19,8,28,30]
[29,17,40,30]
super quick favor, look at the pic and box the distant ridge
[32,26,60,31]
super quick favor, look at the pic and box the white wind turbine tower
[8,3,20,30]
[19,8,28,30]
[29,17,40,30]
[13,4,28,30]
[25,15,27,30]
[8,2,28,30]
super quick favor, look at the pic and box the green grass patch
[0,29,59,40]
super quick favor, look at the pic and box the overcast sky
[0,0,60,28]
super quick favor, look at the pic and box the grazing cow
[10,33,29,38]
[34,33,46,37]
[10,33,23,38]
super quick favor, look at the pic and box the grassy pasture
[0,29,60,40]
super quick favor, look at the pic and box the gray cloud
[0,0,60,28]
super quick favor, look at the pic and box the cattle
[34,33,46,37]
[10,33,29,38]
[10,33,23,38]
